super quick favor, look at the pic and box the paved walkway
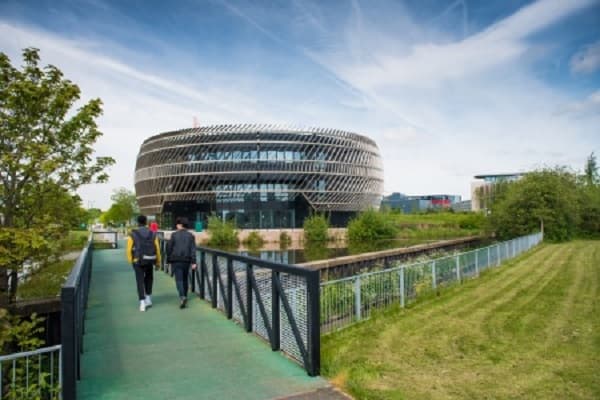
[78,247,343,400]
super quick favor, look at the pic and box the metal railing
[0,345,62,399]
[60,240,93,400]
[320,232,543,333]
[158,240,321,376]
[91,231,118,249]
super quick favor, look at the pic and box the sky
[1,0,599,210]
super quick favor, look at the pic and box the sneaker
[139,300,146,312]
[145,295,152,308]
[179,297,187,309]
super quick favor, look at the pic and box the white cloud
[558,89,600,115]
[570,40,600,74]
[315,0,596,90]
[0,21,287,209]
[1,0,598,208]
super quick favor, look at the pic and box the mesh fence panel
[320,279,355,333]
[216,256,227,312]
[252,267,272,344]
[460,251,477,279]
[231,260,247,326]
[321,232,543,332]
[204,256,213,304]
[279,273,308,364]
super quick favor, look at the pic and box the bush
[243,231,264,249]
[347,209,398,243]
[279,231,292,248]
[488,168,580,241]
[303,214,329,243]
[207,216,238,248]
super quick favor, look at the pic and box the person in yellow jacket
[126,215,161,312]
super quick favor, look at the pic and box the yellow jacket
[126,229,161,265]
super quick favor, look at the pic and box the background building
[451,200,472,212]
[381,193,461,213]
[471,173,524,212]
[135,124,384,229]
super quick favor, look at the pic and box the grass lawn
[322,240,600,399]
[18,259,74,300]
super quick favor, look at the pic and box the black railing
[60,239,94,400]
[91,231,118,249]
[158,239,320,376]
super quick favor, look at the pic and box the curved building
[135,124,383,229]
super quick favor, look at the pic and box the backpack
[131,228,157,265]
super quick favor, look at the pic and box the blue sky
[1,0,599,209]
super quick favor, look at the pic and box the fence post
[226,258,233,319]
[399,267,405,308]
[475,250,479,276]
[245,263,253,332]
[354,276,362,321]
[306,270,321,376]
[61,286,76,400]
[455,255,460,282]
[211,254,218,308]
[487,246,490,269]
[271,271,280,351]
[431,260,437,289]
[199,251,205,299]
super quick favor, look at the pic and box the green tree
[583,152,599,186]
[578,153,600,237]
[100,188,138,226]
[303,214,329,243]
[347,209,398,244]
[85,207,103,226]
[207,216,238,248]
[488,168,580,241]
[0,47,114,306]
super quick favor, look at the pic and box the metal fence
[60,240,93,400]
[91,231,118,249]
[158,241,321,376]
[320,232,543,333]
[0,345,62,399]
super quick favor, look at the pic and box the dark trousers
[133,263,153,300]
[172,262,190,299]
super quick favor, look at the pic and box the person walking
[126,215,161,312]
[166,217,197,309]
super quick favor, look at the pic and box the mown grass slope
[322,241,600,399]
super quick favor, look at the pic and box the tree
[347,209,398,244]
[583,152,599,186]
[303,214,329,243]
[100,188,138,226]
[578,153,600,237]
[488,168,580,242]
[0,47,114,305]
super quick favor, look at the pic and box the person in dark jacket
[166,217,197,308]
[126,215,161,312]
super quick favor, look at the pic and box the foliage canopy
[0,47,114,305]
[303,214,329,243]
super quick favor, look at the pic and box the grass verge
[18,260,74,300]
[322,240,600,399]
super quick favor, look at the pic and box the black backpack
[131,228,157,265]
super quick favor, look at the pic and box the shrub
[243,231,264,248]
[303,214,329,243]
[207,216,238,247]
[279,231,292,248]
[347,209,398,243]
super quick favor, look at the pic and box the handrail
[61,239,94,400]
[158,238,321,376]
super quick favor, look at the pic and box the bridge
[59,236,347,400]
